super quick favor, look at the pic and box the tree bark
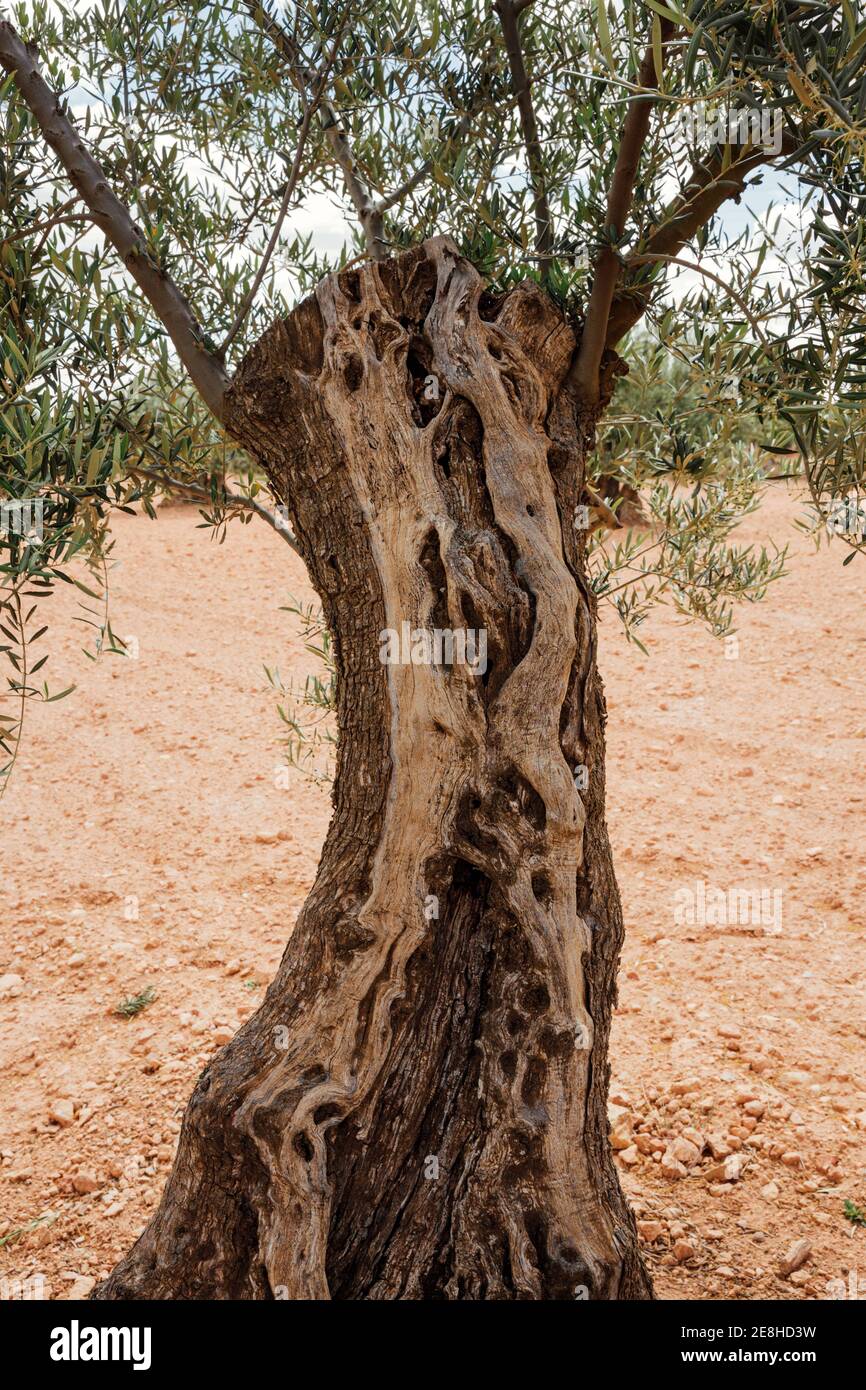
[94,236,651,1301]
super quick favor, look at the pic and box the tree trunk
[94,236,652,1301]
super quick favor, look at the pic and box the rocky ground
[0,483,864,1301]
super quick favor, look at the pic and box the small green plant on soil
[115,987,156,1018]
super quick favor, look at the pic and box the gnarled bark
[94,237,651,1301]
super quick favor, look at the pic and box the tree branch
[604,134,799,347]
[374,111,474,216]
[0,20,231,422]
[0,194,85,244]
[127,464,301,555]
[569,20,675,403]
[628,252,770,347]
[494,0,553,281]
[219,11,351,354]
[240,0,387,259]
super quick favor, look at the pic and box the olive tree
[1,0,864,1299]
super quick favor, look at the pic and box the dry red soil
[1,483,864,1301]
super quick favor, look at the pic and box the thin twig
[494,0,553,282]
[219,11,351,353]
[128,464,301,555]
[1,198,85,245]
[627,253,770,348]
[241,0,387,259]
[605,134,799,348]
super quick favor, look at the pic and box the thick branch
[570,21,674,403]
[604,135,798,347]
[494,0,553,279]
[0,21,230,422]
[241,0,386,259]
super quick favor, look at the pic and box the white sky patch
[652,176,808,339]
[287,189,354,259]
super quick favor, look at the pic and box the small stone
[48,1099,75,1127]
[670,1137,701,1167]
[0,973,24,998]
[781,1151,803,1168]
[672,1239,697,1263]
[71,1172,100,1194]
[761,1181,780,1200]
[670,1078,701,1096]
[749,1056,774,1074]
[744,1100,766,1118]
[634,1134,660,1155]
[65,1275,96,1299]
[707,1134,732,1160]
[213,1027,234,1046]
[660,1150,688,1180]
[717,1024,742,1039]
[705,1154,747,1183]
[618,1145,639,1165]
[638,1220,665,1242]
[779,1238,812,1278]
